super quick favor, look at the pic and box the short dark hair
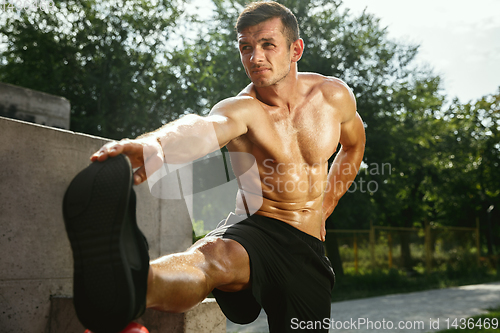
[235,1,300,47]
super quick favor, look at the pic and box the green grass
[435,306,500,332]
[331,266,499,302]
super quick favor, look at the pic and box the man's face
[237,17,293,88]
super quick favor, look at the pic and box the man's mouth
[252,67,270,75]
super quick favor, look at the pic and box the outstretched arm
[91,97,253,185]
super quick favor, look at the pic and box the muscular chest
[251,102,341,164]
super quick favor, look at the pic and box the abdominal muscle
[234,162,328,240]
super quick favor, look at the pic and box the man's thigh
[190,236,251,292]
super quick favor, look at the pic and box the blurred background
[1,0,498,301]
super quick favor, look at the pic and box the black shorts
[206,213,335,332]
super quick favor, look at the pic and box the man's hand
[91,138,164,185]
[321,199,338,241]
[320,220,327,242]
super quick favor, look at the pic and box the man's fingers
[114,139,138,156]
[133,166,147,185]
[90,139,145,166]
[320,221,326,242]
[91,141,123,161]
[107,144,124,156]
[89,138,164,186]
[143,141,165,179]
[133,143,164,185]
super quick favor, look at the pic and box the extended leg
[146,236,251,313]
[63,155,150,333]
[63,155,251,332]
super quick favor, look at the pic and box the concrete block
[0,278,72,333]
[0,82,71,129]
[47,297,225,333]
[184,298,226,333]
[0,117,198,332]
[159,199,193,256]
[48,297,86,333]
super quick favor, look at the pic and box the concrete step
[48,297,225,333]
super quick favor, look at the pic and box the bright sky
[336,0,500,103]
[190,0,500,104]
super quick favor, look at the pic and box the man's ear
[291,38,304,63]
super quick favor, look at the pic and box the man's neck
[254,67,300,109]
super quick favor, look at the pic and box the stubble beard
[251,65,291,88]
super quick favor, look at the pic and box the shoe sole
[63,155,147,333]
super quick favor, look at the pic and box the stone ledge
[0,116,195,332]
[48,297,225,333]
[0,82,71,129]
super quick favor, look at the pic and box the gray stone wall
[0,82,70,129]
[0,116,211,332]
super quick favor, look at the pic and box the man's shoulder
[209,92,262,120]
[300,73,357,122]
[299,73,353,98]
[300,73,352,94]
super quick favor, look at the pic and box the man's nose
[250,47,264,64]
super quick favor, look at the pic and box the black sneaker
[63,154,150,333]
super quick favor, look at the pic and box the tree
[441,89,500,255]
[6,0,490,271]
[179,0,449,272]
[0,0,190,139]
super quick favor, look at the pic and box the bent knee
[192,236,248,267]
[192,237,250,290]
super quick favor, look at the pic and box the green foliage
[332,266,498,303]
[169,0,249,110]
[440,92,500,224]
[0,0,189,139]
[192,220,209,243]
[436,306,500,333]
[1,0,498,259]
[332,227,483,275]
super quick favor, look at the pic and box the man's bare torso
[226,73,349,239]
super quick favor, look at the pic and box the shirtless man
[63,2,365,332]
